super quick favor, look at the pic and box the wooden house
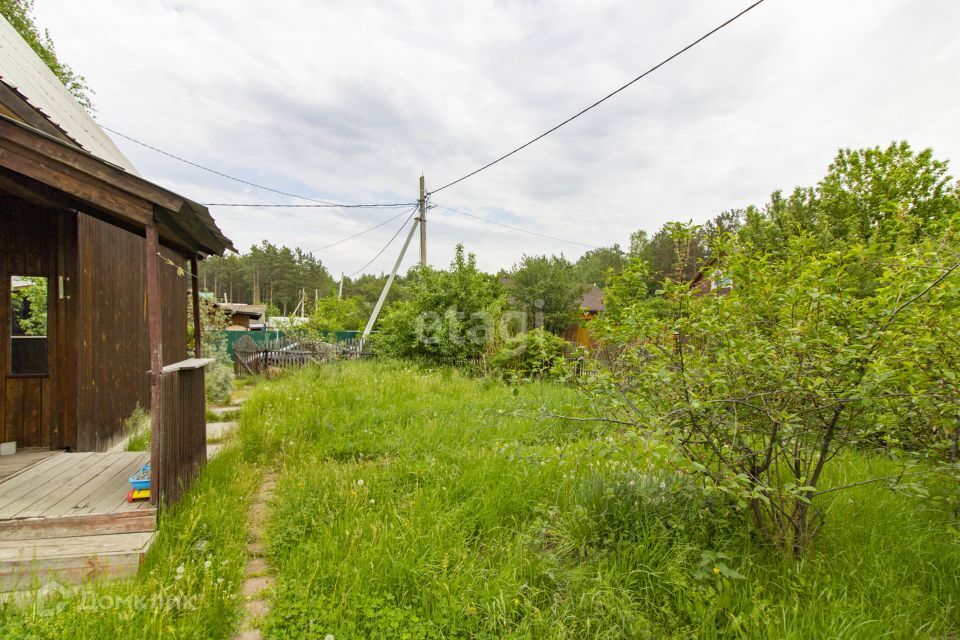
[690,255,732,296]
[0,15,232,590]
[216,302,268,330]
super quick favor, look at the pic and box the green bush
[376,245,504,364]
[491,328,568,380]
[205,357,234,405]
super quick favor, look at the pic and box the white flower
[369,499,376,504]
[356,479,365,487]
[325,634,336,640]
[176,564,185,574]
[203,560,212,569]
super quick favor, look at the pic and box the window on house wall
[10,276,48,375]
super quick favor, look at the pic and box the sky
[33,0,960,276]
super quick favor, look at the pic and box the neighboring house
[569,285,604,346]
[690,255,733,296]
[0,14,233,454]
[498,276,605,345]
[216,302,267,330]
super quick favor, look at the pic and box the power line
[435,204,597,249]
[429,0,768,195]
[307,206,418,254]
[203,202,415,208]
[348,212,417,277]
[99,123,410,209]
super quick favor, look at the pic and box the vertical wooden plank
[145,222,164,506]
[56,210,78,450]
[190,255,202,358]
[22,379,42,446]
[5,379,23,444]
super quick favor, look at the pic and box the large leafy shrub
[376,245,504,364]
[591,229,960,553]
[491,328,568,380]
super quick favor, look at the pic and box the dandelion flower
[356,479,365,487]
[713,566,721,575]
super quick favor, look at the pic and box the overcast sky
[34,0,960,276]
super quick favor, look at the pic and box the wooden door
[0,201,58,449]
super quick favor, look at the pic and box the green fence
[219,330,366,358]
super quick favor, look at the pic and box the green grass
[1,361,956,638]
[238,360,958,639]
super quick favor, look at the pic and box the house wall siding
[75,212,187,451]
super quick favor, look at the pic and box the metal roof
[0,14,138,174]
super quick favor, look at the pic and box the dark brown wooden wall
[75,212,189,451]
[0,200,66,449]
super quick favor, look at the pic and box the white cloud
[34,0,960,275]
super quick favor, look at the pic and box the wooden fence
[233,335,359,378]
[152,358,210,506]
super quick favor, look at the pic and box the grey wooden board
[0,452,149,520]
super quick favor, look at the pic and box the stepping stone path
[207,401,242,461]
[233,472,277,640]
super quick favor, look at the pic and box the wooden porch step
[0,509,156,541]
[0,531,155,592]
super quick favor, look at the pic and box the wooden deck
[0,451,157,593]
[0,448,58,482]
[0,451,153,520]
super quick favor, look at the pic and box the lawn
[240,361,958,639]
[1,360,956,639]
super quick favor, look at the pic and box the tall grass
[240,361,958,639]
[2,361,954,638]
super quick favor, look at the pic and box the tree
[376,245,504,363]
[586,144,960,554]
[199,241,336,314]
[739,142,960,256]
[507,254,584,333]
[574,245,627,288]
[307,296,366,334]
[0,0,93,110]
[629,230,649,259]
[593,226,960,554]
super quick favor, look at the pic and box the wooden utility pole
[338,273,344,301]
[418,175,426,267]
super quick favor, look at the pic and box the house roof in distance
[579,285,604,312]
[216,303,267,320]
[0,15,136,173]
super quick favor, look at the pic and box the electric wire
[99,123,411,209]
[203,202,415,208]
[435,204,596,249]
[308,206,417,254]
[348,212,417,277]
[428,0,768,195]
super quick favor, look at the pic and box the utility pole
[361,217,420,345]
[338,273,344,301]
[418,175,426,267]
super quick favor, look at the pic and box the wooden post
[145,221,164,506]
[190,254,202,358]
